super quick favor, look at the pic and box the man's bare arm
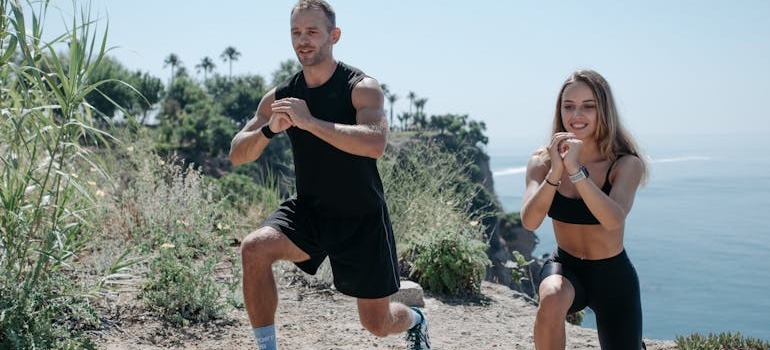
[270,77,388,159]
[229,88,292,165]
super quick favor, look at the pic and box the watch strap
[260,124,277,139]
[569,165,589,183]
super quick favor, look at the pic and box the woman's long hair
[547,69,648,183]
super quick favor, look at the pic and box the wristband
[260,124,277,139]
[545,178,560,187]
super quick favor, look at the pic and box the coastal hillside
[92,265,677,350]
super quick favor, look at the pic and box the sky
[35,0,770,155]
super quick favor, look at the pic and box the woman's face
[560,81,598,140]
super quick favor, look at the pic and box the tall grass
[379,140,492,295]
[1,0,114,347]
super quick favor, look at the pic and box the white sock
[408,308,422,329]
[252,324,276,350]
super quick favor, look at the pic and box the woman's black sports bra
[547,157,621,225]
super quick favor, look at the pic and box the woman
[520,69,648,350]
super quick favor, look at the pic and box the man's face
[290,9,339,67]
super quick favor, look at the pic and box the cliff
[387,132,543,297]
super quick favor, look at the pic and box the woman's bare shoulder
[527,148,550,172]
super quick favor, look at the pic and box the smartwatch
[569,165,589,183]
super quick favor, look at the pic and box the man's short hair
[292,0,336,30]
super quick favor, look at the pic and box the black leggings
[540,248,643,350]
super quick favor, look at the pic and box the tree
[206,74,267,126]
[397,112,410,131]
[414,97,428,129]
[271,59,302,86]
[407,91,416,116]
[164,53,181,85]
[84,55,138,120]
[133,71,164,124]
[404,91,417,131]
[380,84,398,129]
[161,74,208,127]
[196,56,216,82]
[220,46,241,80]
[461,120,488,146]
[387,93,398,130]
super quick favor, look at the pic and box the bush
[141,246,226,324]
[675,332,770,350]
[407,230,490,295]
[96,141,239,325]
[380,139,492,295]
[215,171,282,218]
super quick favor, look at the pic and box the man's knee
[241,227,279,264]
[357,299,394,338]
[360,317,390,338]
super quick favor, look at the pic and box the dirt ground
[89,267,677,350]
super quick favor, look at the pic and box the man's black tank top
[275,61,386,217]
[547,157,622,225]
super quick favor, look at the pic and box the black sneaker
[405,307,430,349]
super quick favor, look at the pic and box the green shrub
[675,332,770,350]
[97,142,239,325]
[506,251,535,294]
[140,246,226,325]
[407,230,490,295]
[215,170,282,217]
[380,139,492,295]
[566,310,584,326]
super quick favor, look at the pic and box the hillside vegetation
[2,2,767,349]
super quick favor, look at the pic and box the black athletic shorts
[262,197,400,299]
[540,248,643,350]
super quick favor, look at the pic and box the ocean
[489,132,770,341]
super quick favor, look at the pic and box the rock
[485,217,542,296]
[391,280,425,307]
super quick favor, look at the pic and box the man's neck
[303,59,338,88]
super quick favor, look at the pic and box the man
[229,1,430,349]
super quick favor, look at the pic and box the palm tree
[164,53,181,85]
[407,91,416,116]
[220,46,241,80]
[387,93,398,130]
[405,91,417,131]
[379,84,398,129]
[196,56,216,81]
[415,98,428,116]
[413,98,428,130]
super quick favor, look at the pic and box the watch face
[570,166,588,183]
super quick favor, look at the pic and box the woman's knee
[537,277,574,320]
